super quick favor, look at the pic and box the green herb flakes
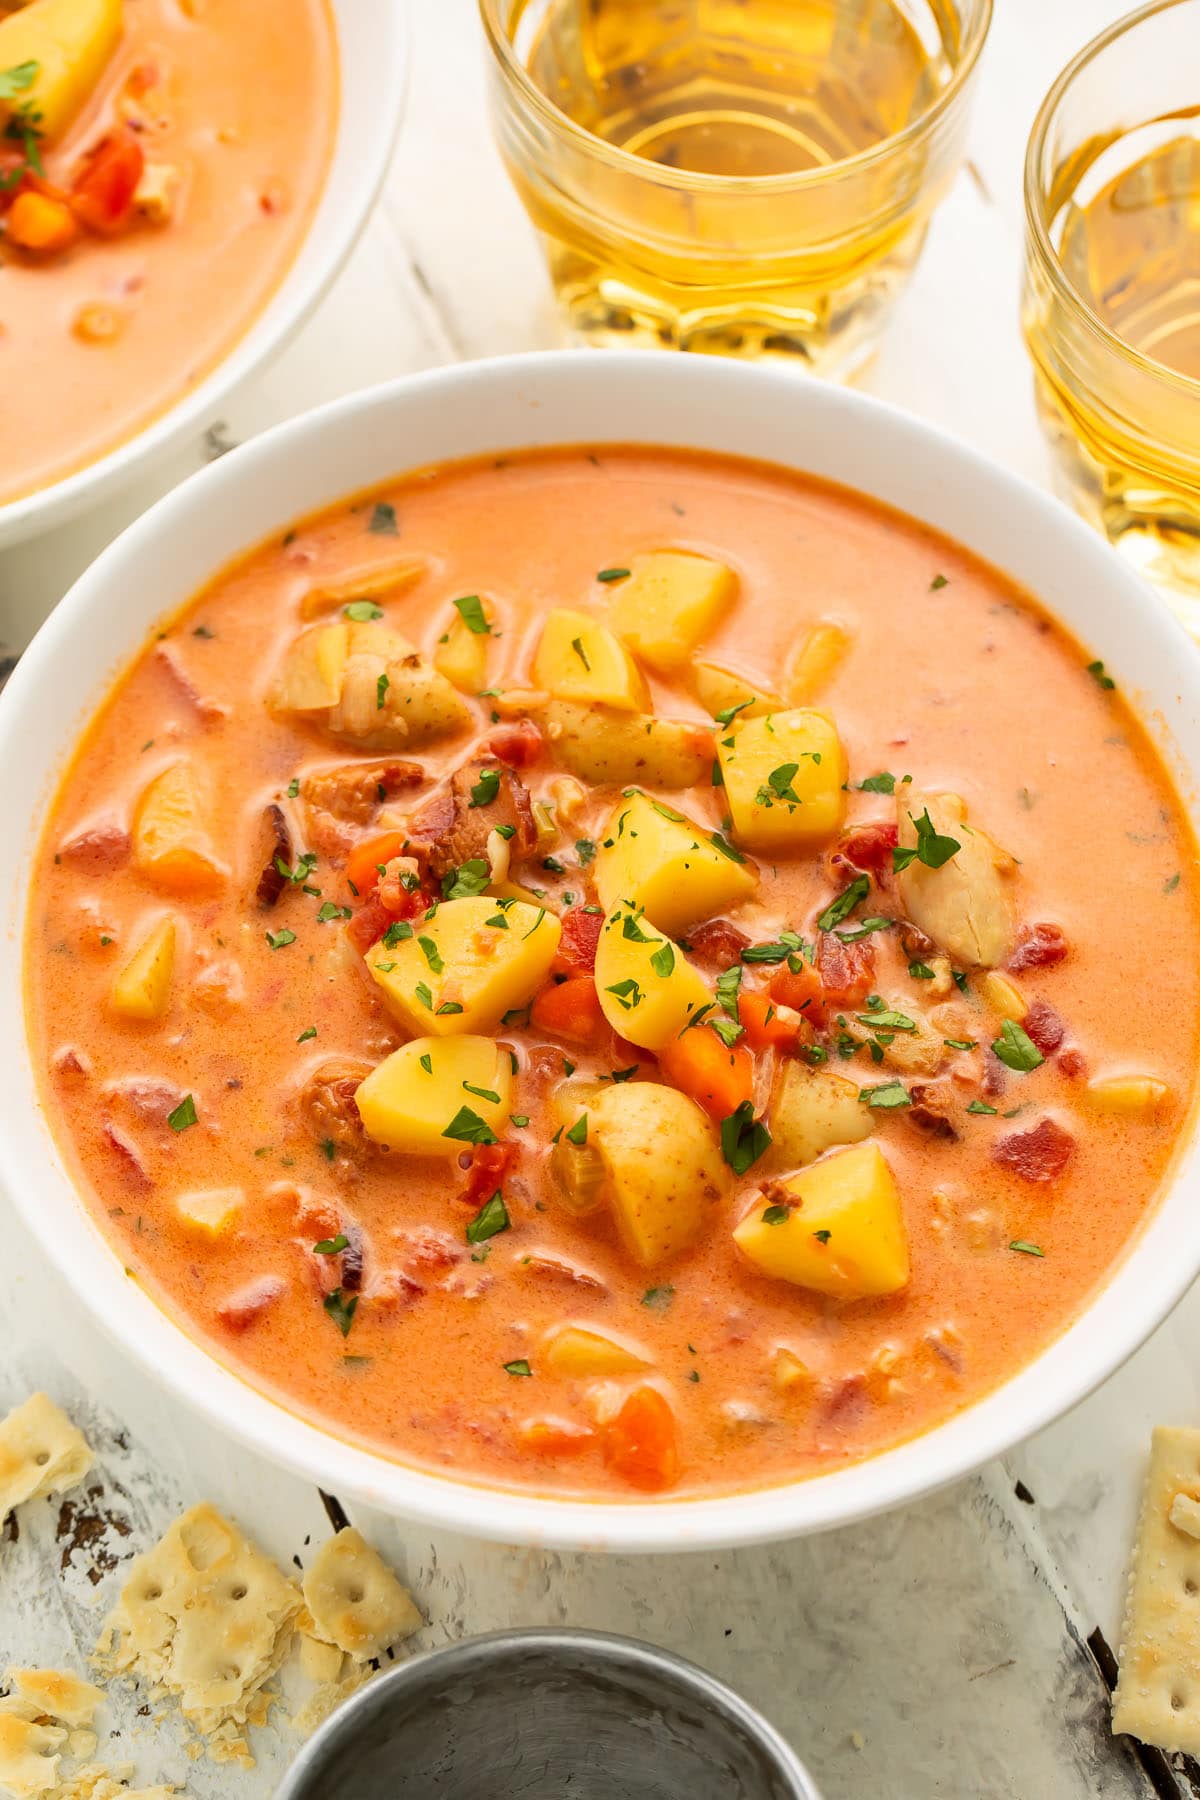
[466,1192,510,1243]
[167,1094,197,1132]
[991,1018,1044,1073]
[720,1101,771,1175]
[443,1106,498,1146]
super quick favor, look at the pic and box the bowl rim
[4,349,1200,1554]
[274,1626,821,1800]
[0,0,410,547]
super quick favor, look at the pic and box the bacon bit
[412,760,537,881]
[899,921,938,963]
[908,1081,958,1141]
[376,858,428,916]
[57,820,130,870]
[992,1116,1075,1183]
[217,1275,287,1332]
[1008,922,1069,972]
[517,1250,607,1292]
[255,804,294,908]
[982,1049,1008,1097]
[346,892,394,955]
[302,1220,365,1297]
[831,822,898,878]
[154,643,228,723]
[816,932,876,1008]
[296,1059,372,1158]
[1058,1047,1087,1080]
[303,759,424,828]
[102,1122,151,1188]
[51,1045,92,1079]
[519,1417,594,1455]
[550,907,604,977]
[398,1226,464,1273]
[1022,999,1065,1056]
[484,720,544,768]
[685,917,751,967]
[458,1140,519,1209]
[819,1373,870,1432]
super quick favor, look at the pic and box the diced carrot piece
[6,190,79,253]
[658,1024,754,1120]
[530,975,605,1044]
[768,957,825,1025]
[518,1417,595,1455]
[739,990,801,1052]
[345,830,409,896]
[600,1386,679,1492]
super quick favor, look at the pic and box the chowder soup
[0,0,337,503]
[26,447,1200,1500]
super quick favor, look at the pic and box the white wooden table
[3,4,1198,1795]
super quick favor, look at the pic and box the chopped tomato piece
[831,821,897,877]
[345,891,393,954]
[530,975,605,1044]
[71,131,145,237]
[685,917,751,967]
[345,830,409,896]
[992,1116,1074,1183]
[551,906,603,977]
[739,990,802,1052]
[485,720,543,768]
[1058,1046,1087,1080]
[1008,921,1069,972]
[600,1386,680,1492]
[1022,999,1065,1055]
[768,956,825,1025]
[459,1140,518,1209]
[658,1024,754,1120]
[815,932,876,1008]
[518,1417,594,1455]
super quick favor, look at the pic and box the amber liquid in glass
[503,0,958,367]
[1027,118,1200,605]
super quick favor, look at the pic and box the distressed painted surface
[0,0,1194,1794]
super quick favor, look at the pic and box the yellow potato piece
[1085,1075,1171,1118]
[543,1325,650,1377]
[594,903,711,1051]
[718,708,848,853]
[132,761,225,896]
[433,597,493,695]
[270,622,349,712]
[110,915,176,1020]
[0,0,123,144]
[355,1035,513,1155]
[608,552,738,673]
[593,793,756,938]
[588,1082,727,1268]
[533,608,650,711]
[734,1141,909,1302]
[364,897,560,1037]
[543,700,714,789]
[693,660,781,720]
[766,1061,872,1170]
[176,1187,243,1236]
[787,621,850,704]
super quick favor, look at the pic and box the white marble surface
[3,2,1198,1796]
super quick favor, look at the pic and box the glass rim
[477,0,993,196]
[1023,0,1200,398]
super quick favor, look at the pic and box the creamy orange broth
[0,0,337,503]
[25,448,1200,1500]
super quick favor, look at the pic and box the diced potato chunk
[355,1035,513,1154]
[593,793,756,937]
[176,1187,243,1236]
[608,552,738,673]
[584,1082,727,1267]
[0,0,123,144]
[364,897,560,1037]
[693,660,781,720]
[271,619,469,748]
[767,1061,872,1169]
[532,609,650,712]
[271,622,349,712]
[786,621,850,703]
[543,1325,649,1377]
[734,1141,909,1302]
[895,790,1015,969]
[110,916,176,1020]
[132,761,225,896]
[433,596,494,695]
[773,1348,814,1393]
[1085,1075,1171,1118]
[718,708,848,853]
[594,903,711,1051]
[543,701,714,789]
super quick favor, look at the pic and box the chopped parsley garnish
[1087,659,1115,690]
[607,1066,639,1083]
[642,1285,674,1310]
[453,594,491,634]
[1165,872,1182,894]
[0,63,43,190]
[463,1082,501,1105]
[720,1101,771,1175]
[858,772,897,794]
[415,981,434,1010]
[908,960,935,979]
[761,1204,790,1225]
[343,600,384,622]
[316,901,348,923]
[575,838,596,864]
[319,1137,336,1161]
[437,1000,464,1016]
[503,1359,532,1377]
[944,1037,977,1051]
[966,1098,998,1115]
[565,1113,588,1146]
[714,698,752,727]
[418,1052,433,1073]
[892,809,961,873]
[324,1289,358,1336]
[443,1106,498,1146]
[466,1192,510,1243]
[313,1234,349,1256]
[296,1026,318,1043]
[542,855,566,875]
[817,875,869,933]
[710,830,745,864]
[376,671,390,710]
[855,1005,916,1032]
[836,916,893,942]
[605,977,643,1011]
[368,502,399,535]
[570,635,591,671]
[286,777,300,798]
[442,858,490,900]
[859,1080,910,1109]
[650,942,675,978]
[418,935,445,973]
[275,850,317,885]
[470,768,501,808]
[930,573,948,590]
[621,910,650,942]
[382,918,413,947]
[510,1113,530,1127]
[1009,1240,1045,1257]
[597,566,630,583]
[167,1094,197,1132]
[991,1018,1044,1073]
[708,1015,743,1048]
[813,1229,832,1244]
[742,931,807,965]
[715,964,742,1019]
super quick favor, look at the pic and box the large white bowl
[3,352,1198,1552]
[0,0,408,547]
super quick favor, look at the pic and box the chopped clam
[895,790,1015,969]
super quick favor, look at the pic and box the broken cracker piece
[297,1633,343,1687]
[292,1665,372,1740]
[95,1502,301,1759]
[2,1669,104,1731]
[0,1395,92,1524]
[0,1712,67,1799]
[301,1528,421,1662]
[1114,1425,1200,1755]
